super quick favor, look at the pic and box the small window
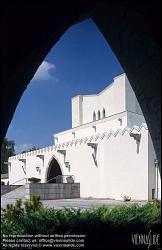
[118,118,122,126]
[93,112,96,121]
[72,132,75,138]
[98,110,101,120]
[102,108,106,119]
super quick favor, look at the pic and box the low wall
[25,183,80,200]
[1,185,22,196]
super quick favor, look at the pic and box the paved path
[1,197,147,210]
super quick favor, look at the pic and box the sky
[6,18,124,154]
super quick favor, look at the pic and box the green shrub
[1,199,24,235]
[24,195,43,213]
[1,198,161,249]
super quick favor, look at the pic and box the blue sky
[6,18,123,154]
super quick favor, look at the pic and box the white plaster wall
[157,166,161,200]
[72,126,96,139]
[82,95,97,125]
[42,150,69,182]
[157,166,161,199]
[9,126,150,200]
[82,74,126,125]
[148,133,156,200]
[57,73,145,144]
[71,74,127,128]
[148,133,161,200]
[72,95,83,128]
[55,112,129,144]
[64,127,149,199]
[65,145,101,198]
[55,132,75,144]
[54,112,145,145]
[96,115,127,133]
[9,148,69,185]
[71,74,145,129]
[102,127,149,200]
[9,159,27,185]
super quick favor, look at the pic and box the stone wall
[1,185,22,196]
[25,183,80,200]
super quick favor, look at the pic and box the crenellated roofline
[9,123,147,161]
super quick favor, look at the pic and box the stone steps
[2,185,26,199]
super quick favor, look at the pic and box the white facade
[71,73,142,128]
[8,73,161,201]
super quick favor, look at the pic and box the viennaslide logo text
[131,230,160,249]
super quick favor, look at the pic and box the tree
[1,138,15,174]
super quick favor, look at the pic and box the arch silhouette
[46,157,62,183]
[1,1,161,175]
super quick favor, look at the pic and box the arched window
[93,112,96,121]
[98,110,101,120]
[102,108,106,119]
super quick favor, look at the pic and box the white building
[8,73,161,201]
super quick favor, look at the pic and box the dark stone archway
[1,0,161,174]
[47,158,62,183]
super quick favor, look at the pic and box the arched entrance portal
[47,158,62,183]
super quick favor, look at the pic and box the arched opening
[2,2,161,176]
[102,108,106,119]
[93,112,96,121]
[98,110,101,120]
[47,158,62,183]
